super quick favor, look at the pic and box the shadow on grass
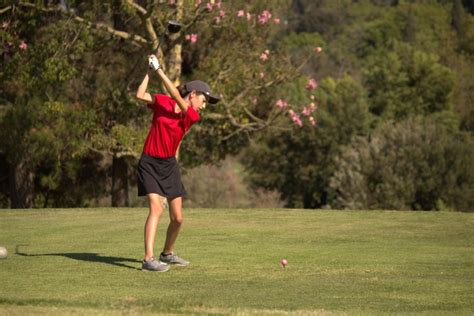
[15,245,141,271]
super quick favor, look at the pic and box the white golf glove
[148,55,160,71]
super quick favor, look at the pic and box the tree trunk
[9,159,35,208]
[167,0,184,84]
[112,155,129,207]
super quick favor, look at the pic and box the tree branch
[214,55,311,139]
[12,2,149,47]
[243,107,266,124]
[125,0,147,15]
[205,113,226,120]
[125,0,159,50]
[75,16,148,47]
[0,5,12,15]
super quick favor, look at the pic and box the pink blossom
[258,10,272,24]
[237,10,245,17]
[259,72,265,79]
[246,12,252,21]
[288,109,303,126]
[168,0,175,5]
[215,11,224,24]
[310,95,315,100]
[275,99,287,109]
[309,116,317,126]
[206,2,213,11]
[302,107,311,116]
[260,52,269,61]
[273,18,281,24]
[294,117,303,127]
[290,112,303,127]
[309,102,317,112]
[195,0,202,7]
[216,0,222,9]
[19,41,28,50]
[306,78,318,91]
[186,34,198,43]
[314,46,322,53]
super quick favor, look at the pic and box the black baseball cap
[185,80,220,104]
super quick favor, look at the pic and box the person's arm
[148,55,189,113]
[136,72,154,104]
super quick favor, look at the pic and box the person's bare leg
[163,197,183,254]
[144,193,164,261]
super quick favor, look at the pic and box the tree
[1,0,320,207]
[0,6,97,207]
[330,117,474,211]
[243,75,372,208]
[363,42,455,121]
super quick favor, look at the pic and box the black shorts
[137,154,186,198]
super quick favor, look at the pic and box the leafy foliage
[363,42,455,120]
[0,8,99,207]
[243,75,371,208]
[243,1,473,211]
[330,117,474,211]
[1,0,473,210]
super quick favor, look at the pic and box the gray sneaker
[141,257,170,272]
[159,252,189,266]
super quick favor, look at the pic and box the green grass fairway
[1,208,473,315]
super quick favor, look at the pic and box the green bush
[330,117,474,211]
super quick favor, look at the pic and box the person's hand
[148,55,160,71]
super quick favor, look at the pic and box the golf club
[155,20,182,55]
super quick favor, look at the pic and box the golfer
[136,54,219,272]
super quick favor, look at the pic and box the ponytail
[177,84,189,98]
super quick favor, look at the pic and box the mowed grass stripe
[0,208,473,315]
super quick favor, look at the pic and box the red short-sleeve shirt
[142,94,200,158]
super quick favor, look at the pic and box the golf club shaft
[155,33,164,56]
